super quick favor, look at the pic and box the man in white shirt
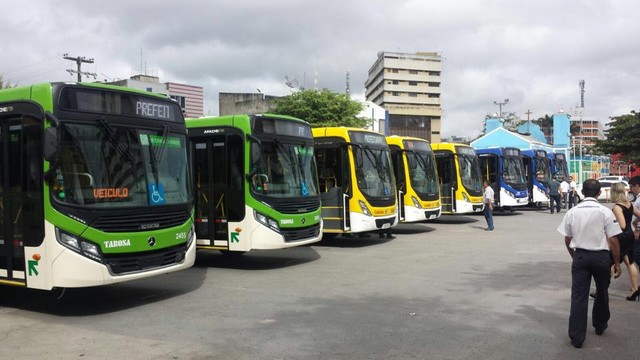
[482,180,494,231]
[557,179,621,349]
[568,176,577,209]
[560,178,570,209]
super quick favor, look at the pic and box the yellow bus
[313,128,397,235]
[386,136,441,222]
[431,143,484,214]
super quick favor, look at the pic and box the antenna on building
[345,70,350,95]
[284,76,300,90]
[579,80,585,108]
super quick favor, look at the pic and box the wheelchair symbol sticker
[148,183,166,205]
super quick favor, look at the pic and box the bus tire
[322,233,338,240]
[220,250,246,256]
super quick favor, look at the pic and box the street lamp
[493,98,509,118]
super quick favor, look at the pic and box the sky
[2,0,640,138]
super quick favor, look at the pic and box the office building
[364,51,442,142]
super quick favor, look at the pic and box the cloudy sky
[2,0,639,138]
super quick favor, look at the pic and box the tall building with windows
[108,74,204,118]
[364,51,442,142]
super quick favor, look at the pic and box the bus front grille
[91,211,191,232]
[104,244,188,275]
[273,199,321,214]
[281,224,321,242]
[375,218,395,229]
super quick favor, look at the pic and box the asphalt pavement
[1,205,639,359]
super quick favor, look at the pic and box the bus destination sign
[349,131,387,147]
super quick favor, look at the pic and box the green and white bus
[187,114,322,253]
[0,82,195,290]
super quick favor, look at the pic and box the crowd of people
[556,176,640,349]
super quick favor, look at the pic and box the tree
[273,89,369,128]
[594,111,640,164]
[0,75,15,89]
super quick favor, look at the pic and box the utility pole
[63,54,97,82]
[493,98,509,118]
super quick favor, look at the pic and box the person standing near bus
[483,180,494,231]
[558,179,621,348]
[568,176,577,208]
[628,176,640,267]
[610,182,640,301]
[561,178,570,209]
[548,176,562,214]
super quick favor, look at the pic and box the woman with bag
[610,182,640,301]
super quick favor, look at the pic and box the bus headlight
[80,242,102,262]
[55,228,104,263]
[463,193,470,202]
[254,211,280,232]
[358,200,371,216]
[411,196,422,209]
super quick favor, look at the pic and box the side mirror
[43,127,58,162]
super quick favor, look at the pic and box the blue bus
[548,152,570,181]
[521,149,552,206]
[475,147,528,208]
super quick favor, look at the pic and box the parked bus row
[0,82,570,291]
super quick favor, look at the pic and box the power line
[63,54,96,82]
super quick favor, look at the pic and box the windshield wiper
[363,146,389,182]
[148,124,170,185]
[273,138,293,168]
[97,117,135,162]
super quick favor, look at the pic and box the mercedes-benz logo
[301,217,306,224]
[148,237,156,246]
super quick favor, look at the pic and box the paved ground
[1,206,639,359]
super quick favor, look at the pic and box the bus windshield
[504,156,527,185]
[53,123,191,208]
[556,160,569,180]
[535,157,552,185]
[354,146,395,198]
[406,150,439,197]
[457,154,483,194]
[250,140,319,198]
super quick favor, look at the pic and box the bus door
[316,143,350,232]
[0,102,44,286]
[192,132,244,247]
[390,147,406,221]
[522,156,534,201]
[478,154,499,204]
[434,152,455,213]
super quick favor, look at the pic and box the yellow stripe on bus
[196,246,228,250]
[0,279,26,287]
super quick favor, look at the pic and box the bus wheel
[322,233,338,240]
[220,250,246,256]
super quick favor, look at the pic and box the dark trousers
[569,249,611,345]
[549,195,562,213]
[483,205,494,230]
[568,192,577,209]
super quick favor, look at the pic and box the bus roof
[386,135,431,147]
[0,82,174,101]
[312,127,382,138]
[186,113,308,129]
